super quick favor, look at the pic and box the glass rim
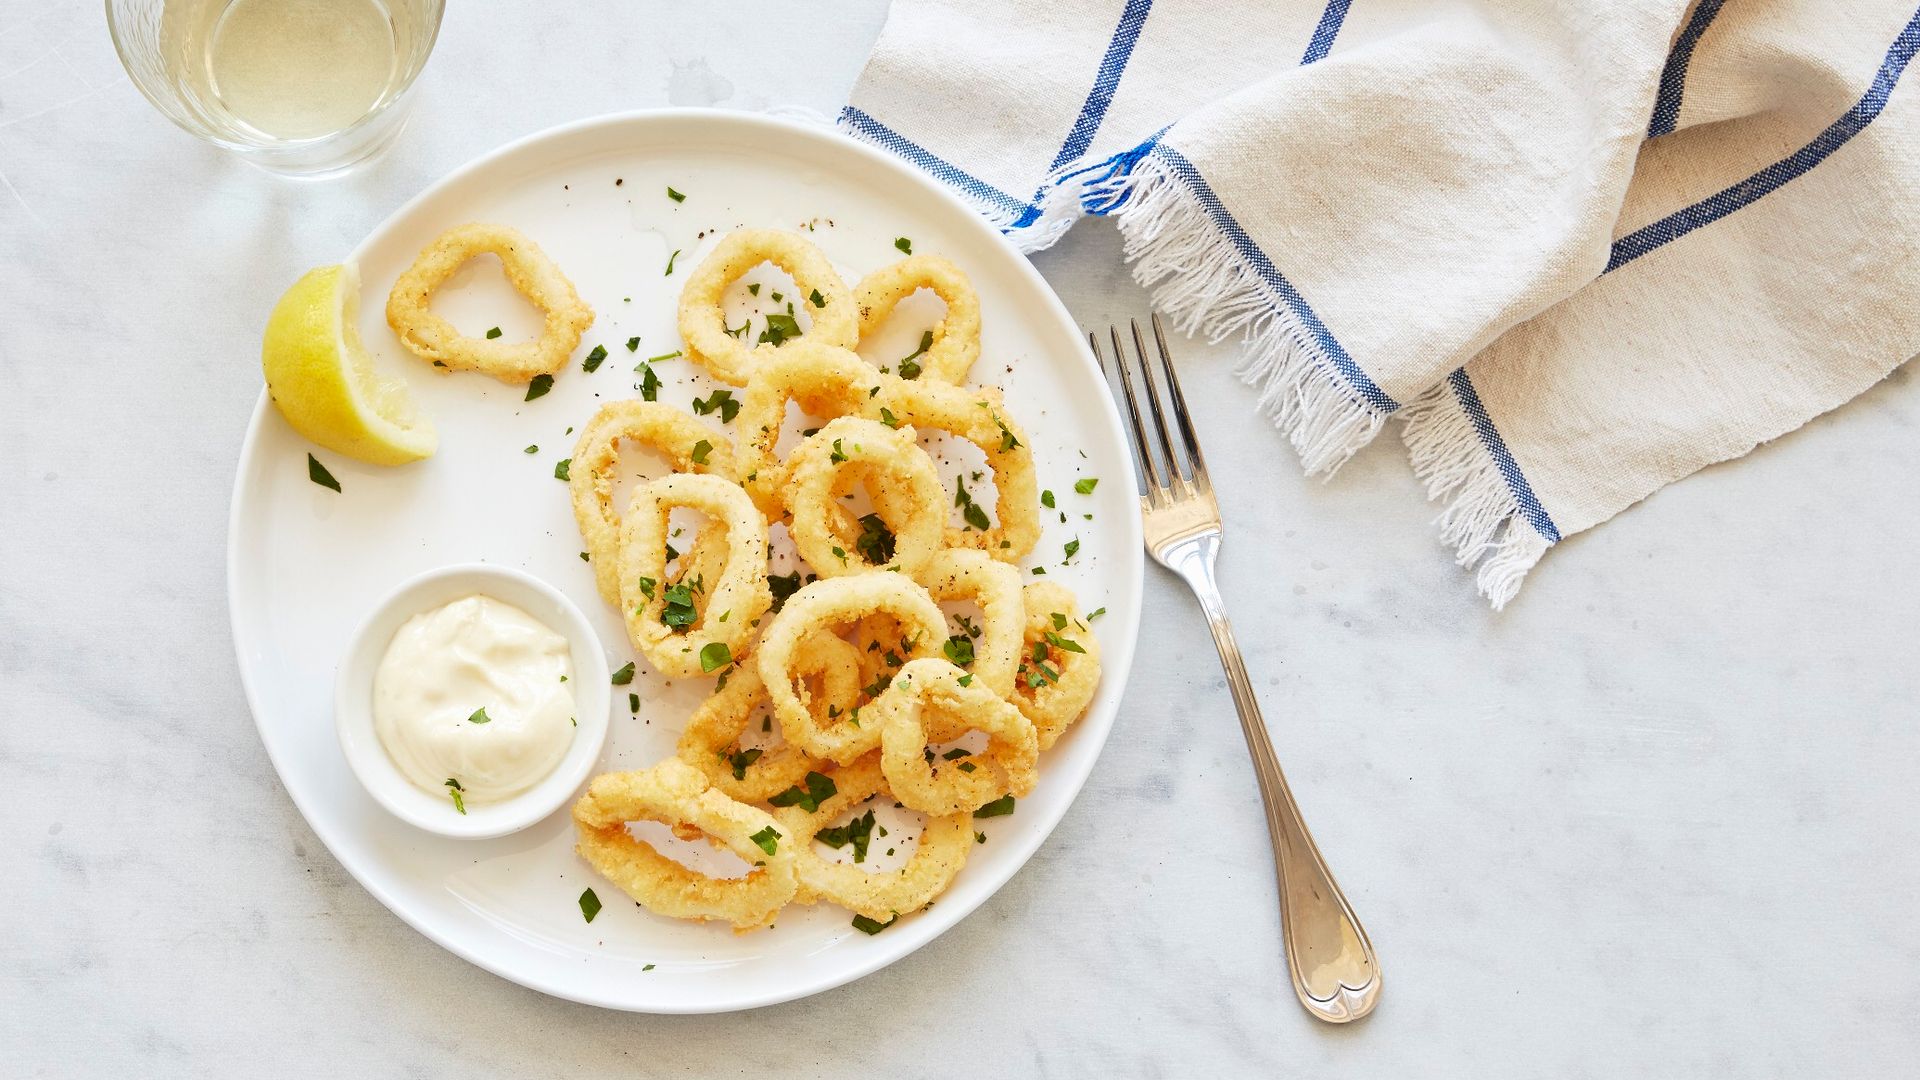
[103,0,447,151]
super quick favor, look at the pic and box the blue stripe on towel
[1048,0,1155,173]
[1011,0,1157,227]
[1647,0,1726,138]
[1300,0,1354,65]
[1447,369,1563,543]
[838,106,1040,221]
[1611,5,1920,271]
[1151,143,1399,413]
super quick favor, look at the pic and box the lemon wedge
[262,264,436,465]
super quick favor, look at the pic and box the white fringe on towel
[1398,382,1551,609]
[1089,151,1389,477]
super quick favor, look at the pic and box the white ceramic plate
[228,109,1143,1013]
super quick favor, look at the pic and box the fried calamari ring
[915,549,1025,701]
[616,474,771,679]
[572,759,797,931]
[757,575,947,764]
[676,634,860,802]
[678,229,858,386]
[734,342,888,516]
[570,401,735,604]
[775,756,971,922]
[854,254,981,385]
[385,223,594,383]
[874,658,1038,816]
[1015,582,1103,750]
[866,380,1040,562]
[785,417,944,579]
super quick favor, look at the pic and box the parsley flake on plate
[306,454,341,492]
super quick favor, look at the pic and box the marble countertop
[4,2,1917,1075]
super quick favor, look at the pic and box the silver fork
[1094,315,1381,1024]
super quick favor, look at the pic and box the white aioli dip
[373,594,576,804]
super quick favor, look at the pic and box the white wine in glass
[109,0,444,177]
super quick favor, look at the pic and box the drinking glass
[106,0,444,178]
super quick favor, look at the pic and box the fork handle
[1167,536,1382,1023]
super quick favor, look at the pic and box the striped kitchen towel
[842,0,1920,607]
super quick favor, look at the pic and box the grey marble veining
[3,1,1917,1076]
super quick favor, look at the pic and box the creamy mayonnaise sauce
[373,594,576,805]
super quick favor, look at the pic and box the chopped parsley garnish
[809,288,826,308]
[667,186,685,203]
[943,634,976,667]
[758,312,803,346]
[1044,630,1087,654]
[1075,477,1099,494]
[878,407,900,428]
[725,317,751,339]
[768,571,803,612]
[831,545,848,564]
[958,761,977,772]
[579,551,590,562]
[444,778,466,814]
[768,771,838,812]
[553,458,571,481]
[661,583,697,631]
[829,438,847,464]
[974,794,1016,818]
[664,249,680,275]
[851,913,897,935]
[610,662,635,685]
[897,330,933,380]
[578,887,602,923]
[1040,489,1055,509]
[1032,567,1047,576]
[629,692,640,714]
[583,344,608,371]
[1051,612,1068,630]
[1023,658,1060,686]
[854,514,895,565]
[525,373,554,401]
[748,283,761,296]
[647,350,682,363]
[637,362,660,401]
[635,577,657,599]
[305,454,342,492]
[643,963,656,971]
[894,237,912,254]
[996,418,1020,451]
[942,747,971,760]
[1087,606,1107,620]
[749,825,781,856]
[690,388,739,422]
[485,326,502,339]
[727,746,762,780]
[466,707,491,724]
[956,673,974,687]
[953,475,992,531]
[815,809,876,862]
[1063,538,1081,563]
[691,439,714,465]
[524,444,539,454]
[699,641,732,673]
[625,337,641,353]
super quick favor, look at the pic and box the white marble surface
[4,2,1918,1075]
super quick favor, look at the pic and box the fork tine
[1131,319,1187,487]
[1104,326,1167,500]
[1150,313,1210,492]
[1092,331,1160,500]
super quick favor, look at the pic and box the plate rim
[226,106,1145,1013]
